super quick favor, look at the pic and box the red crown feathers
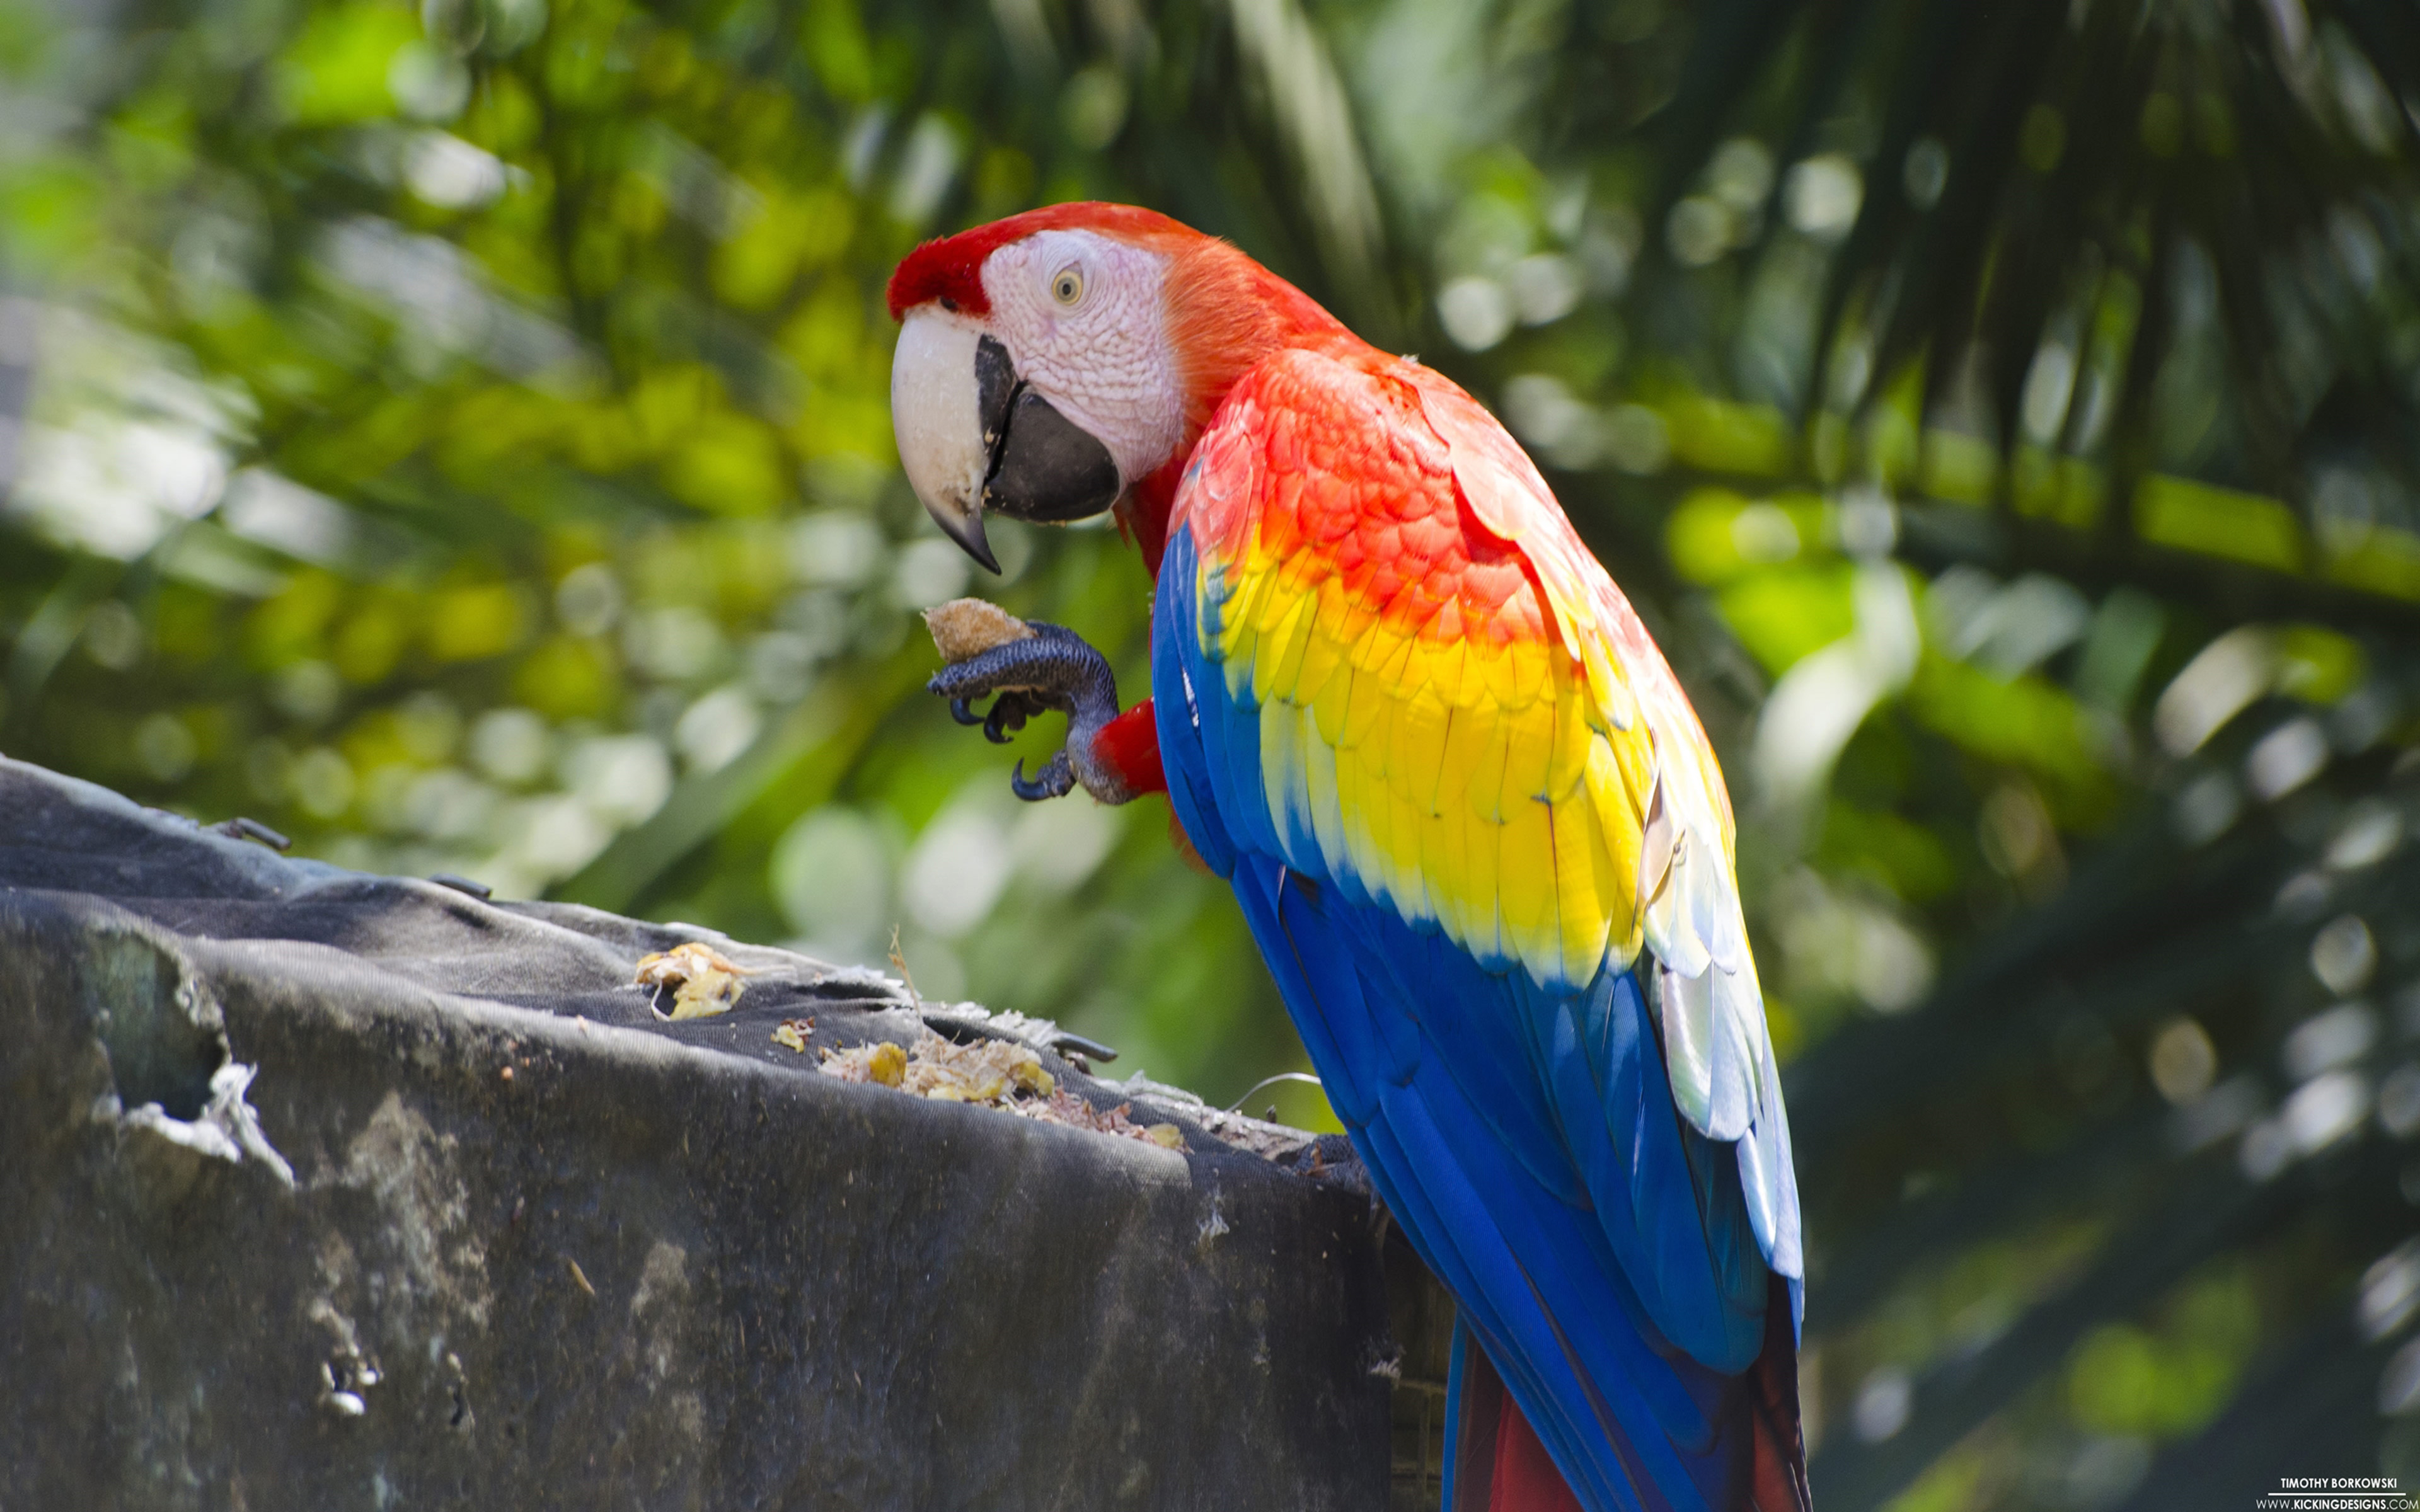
[884,202,1204,321]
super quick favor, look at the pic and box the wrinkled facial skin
[976,229,1185,490]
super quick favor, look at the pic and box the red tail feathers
[1491,1391,1586,1512]
[1451,1278,1812,1512]
[1451,1337,1581,1512]
[1744,1274,1812,1512]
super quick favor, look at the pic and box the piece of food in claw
[633,941,754,1020]
[923,598,1034,664]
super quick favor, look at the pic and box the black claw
[1009,760,1046,800]
[1010,755,1073,801]
[932,623,1121,803]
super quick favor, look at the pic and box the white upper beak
[890,309,999,572]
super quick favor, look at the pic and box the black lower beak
[973,336,1122,529]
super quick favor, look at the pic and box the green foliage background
[5,0,2420,1501]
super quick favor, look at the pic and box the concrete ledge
[0,759,1417,1508]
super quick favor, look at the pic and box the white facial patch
[979,229,1185,490]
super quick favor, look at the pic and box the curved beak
[890,309,1123,575]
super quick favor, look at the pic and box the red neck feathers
[1135,229,1349,575]
[889,202,1355,578]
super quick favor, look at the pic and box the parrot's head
[885,202,1342,572]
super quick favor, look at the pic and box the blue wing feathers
[1298,880,1726,1508]
[1547,975,1768,1373]
[1151,568,1238,879]
[1305,808,1765,1373]
[1152,525,1797,1512]
[1335,902,1584,1207]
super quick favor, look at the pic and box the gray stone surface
[0,758,1411,1509]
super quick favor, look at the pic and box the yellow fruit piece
[867,1041,907,1087]
[667,970,743,1019]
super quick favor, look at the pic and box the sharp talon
[932,628,1117,801]
[1010,758,1068,802]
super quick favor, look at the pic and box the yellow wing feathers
[1213,551,1661,994]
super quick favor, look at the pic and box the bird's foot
[928,621,1134,804]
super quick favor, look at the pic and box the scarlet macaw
[887,203,1809,1512]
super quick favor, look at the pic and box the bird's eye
[1051,267,1085,306]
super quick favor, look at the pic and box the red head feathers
[886,202,1353,573]
[885,203,1205,321]
[887,202,1348,427]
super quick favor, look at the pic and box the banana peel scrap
[635,942,754,1020]
[819,1030,1184,1150]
